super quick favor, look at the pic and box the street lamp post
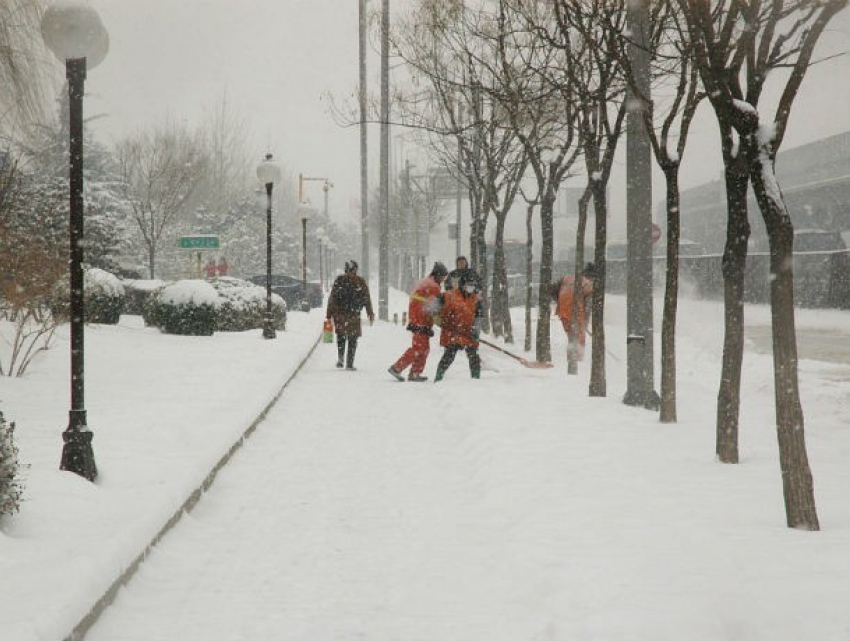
[297,173,331,311]
[256,153,282,339]
[300,210,309,311]
[624,0,660,410]
[42,0,109,482]
[318,238,324,290]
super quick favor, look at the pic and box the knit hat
[431,261,448,278]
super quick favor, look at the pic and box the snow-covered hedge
[52,267,126,325]
[211,277,287,332]
[144,280,220,336]
[0,412,23,519]
[123,279,165,316]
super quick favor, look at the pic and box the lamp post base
[60,425,97,482]
[262,314,277,340]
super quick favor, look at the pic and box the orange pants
[392,332,431,376]
[560,317,587,356]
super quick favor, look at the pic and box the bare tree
[679,0,846,530]
[495,0,583,364]
[114,120,208,278]
[0,0,49,137]
[0,154,64,377]
[199,90,252,213]
[392,1,528,339]
[543,0,630,395]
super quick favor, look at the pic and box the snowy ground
[1,288,849,641]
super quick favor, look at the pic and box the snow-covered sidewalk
[2,289,849,640]
[1,311,321,641]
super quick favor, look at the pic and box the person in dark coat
[444,255,479,291]
[326,260,374,370]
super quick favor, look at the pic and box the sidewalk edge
[65,333,322,641]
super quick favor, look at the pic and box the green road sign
[179,235,220,250]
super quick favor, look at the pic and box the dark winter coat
[326,272,374,336]
[445,266,479,291]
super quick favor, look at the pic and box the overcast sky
[78,1,850,236]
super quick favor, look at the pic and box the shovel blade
[521,358,554,369]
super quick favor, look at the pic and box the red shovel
[479,338,554,369]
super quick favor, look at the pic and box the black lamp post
[300,210,310,311]
[256,154,282,339]
[42,1,108,482]
[297,173,330,312]
[318,238,324,290]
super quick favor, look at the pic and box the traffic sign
[178,235,220,250]
[651,223,661,243]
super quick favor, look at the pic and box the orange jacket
[407,275,442,334]
[439,289,482,347]
[555,275,593,326]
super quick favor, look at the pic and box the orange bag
[322,318,334,343]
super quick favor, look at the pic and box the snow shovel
[479,338,554,369]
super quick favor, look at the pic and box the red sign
[651,223,661,243]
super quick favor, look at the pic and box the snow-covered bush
[51,267,126,325]
[84,268,125,324]
[123,279,166,316]
[211,277,287,332]
[145,280,220,336]
[0,412,24,519]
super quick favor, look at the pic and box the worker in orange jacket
[434,272,483,381]
[554,262,595,360]
[388,261,449,382]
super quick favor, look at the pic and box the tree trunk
[524,202,534,353]
[535,195,555,364]
[716,159,749,464]
[474,202,491,334]
[749,143,819,530]
[659,165,680,423]
[588,180,607,397]
[148,244,156,279]
[490,214,513,342]
[568,187,592,375]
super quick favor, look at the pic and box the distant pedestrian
[326,260,374,370]
[553,262,595,360]
[203,258,217,279]
[444,255,479,291]
[388,261,449,382]
[434,272,483,381]
[217,256,229,277]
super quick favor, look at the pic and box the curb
[65,333,322,641]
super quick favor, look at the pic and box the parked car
[246,274,323,310]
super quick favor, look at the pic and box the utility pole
[359,0,370,282]
[378,0,390,320]
[455,103,463,259]
[624,0,660,410]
